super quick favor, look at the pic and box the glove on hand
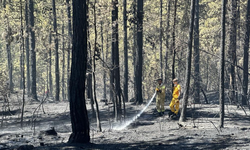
[157,90,162,93]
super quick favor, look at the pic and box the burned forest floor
[1,92,250,150]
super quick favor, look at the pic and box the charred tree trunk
[193,0,200,104]
[49,31,53,97]
[20,0,25,128]
[62,20,65,101]
[112,0,122,120]
[66,0,72,101]
[219,0,227,128]
[25,0,30,96]
[133,0,137,98]
[20,46,24,89]
[86,0,95,118]
[68,0,90,143]
[6,43,13,92]
[110,0,116,111]
[4,3,13,92]
[20,6,24,91]
[159,0,163,79]
[229,0,237,104]
[179,0,195,122]
[172,0,177,88]
[123,0,128,102]
[111,0,115,116]
[135,0,143,104]
[93,0,102,131]
[29,0,37,100]
[101,21,106,100]
[242,0,250,105]
[52,0,60,101]
[105,22,109,100]
[165,0,171,83]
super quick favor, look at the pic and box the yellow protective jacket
[155,84,166,100]
[173,84,181,99]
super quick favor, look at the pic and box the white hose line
[113,92,156,130]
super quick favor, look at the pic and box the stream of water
[113,92,156,130]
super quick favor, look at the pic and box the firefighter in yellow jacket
[155,78,166,116]
[169,78,181,118]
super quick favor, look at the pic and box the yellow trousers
[169,98,179,114]
[156,99,165,112]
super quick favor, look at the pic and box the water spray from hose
[113,92,156,130]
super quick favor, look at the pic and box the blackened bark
[62,20,65,101]
[242,0,250,105]
[19,0,24,90]
[105,23,109,100]
[68,0,90,143]
[160,0,163,79]
[86,0,95,118]
[66,0,72,101]
[179,0,195,122]
[229,0,237,103]
[133,0,137,97]
[4,4,13,92]
[110,0,115,109]
[172,0,177,89]
[6,43,13,92]
[20,46,23,89]
[123,0,128,102]
[3,0,6,7]
[219,0,227,128]
[135,0,143,104]
[20,0,25,128]
[52,0,60,101]
[101,21,106,99]
[25,0,30,96]
[112,0,122,120]
[164,0,171,83]
[49,31,53,97]
[29,0,37,100]
[193,0,200,104]
[93,0,102,131]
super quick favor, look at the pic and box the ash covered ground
[1,93,250,150]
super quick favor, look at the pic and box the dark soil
[1,94,250,150]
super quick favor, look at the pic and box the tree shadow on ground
[32,133,245,150]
